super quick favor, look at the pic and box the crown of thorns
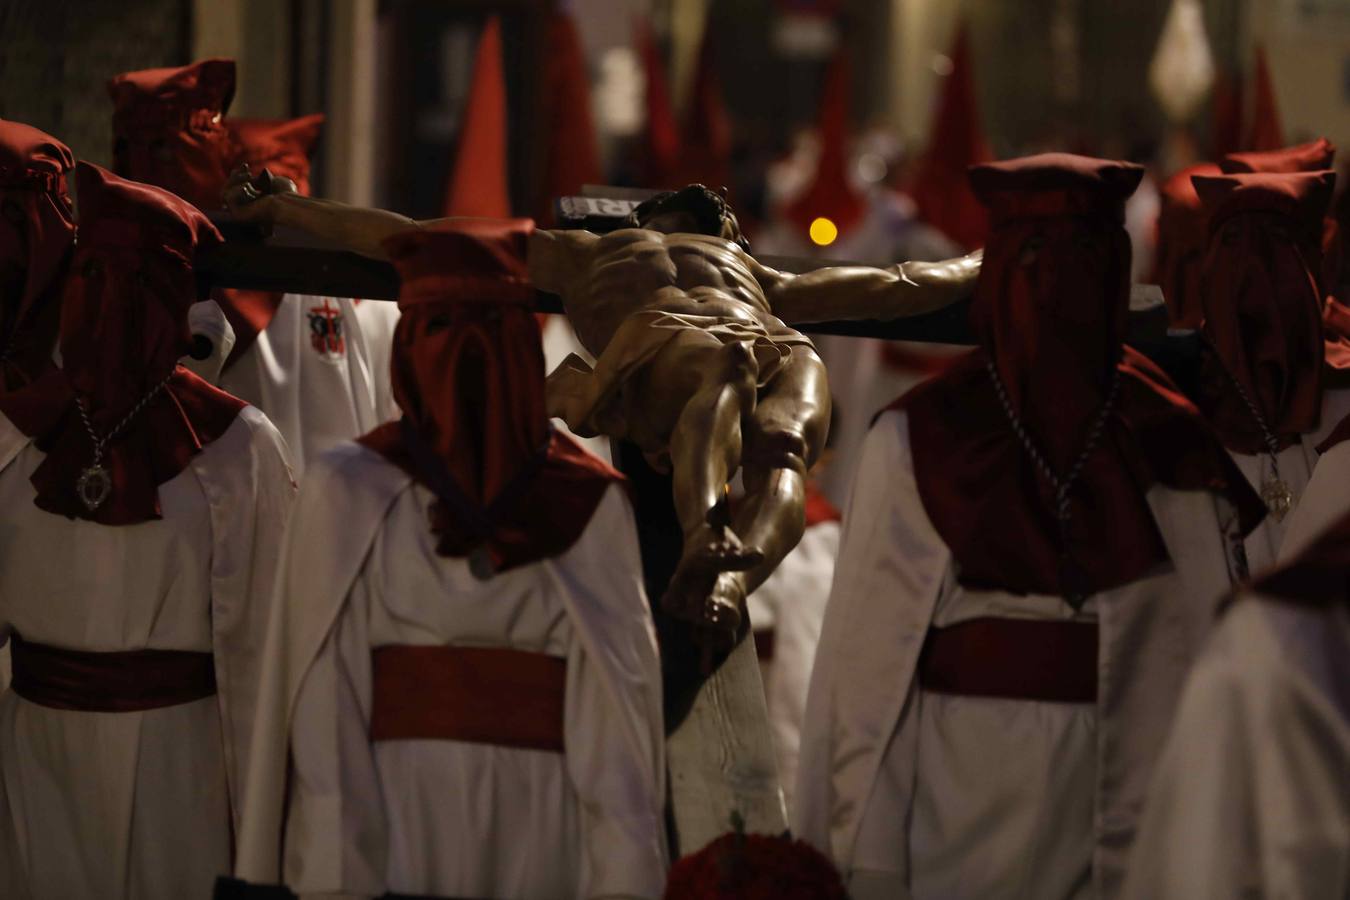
[625,184,750,252]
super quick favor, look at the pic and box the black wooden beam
[195,232,982,342]
[196,217,1200,395]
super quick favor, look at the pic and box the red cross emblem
[308,299,346,357]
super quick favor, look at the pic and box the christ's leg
[653,335,765,636]
[727,346,831,598]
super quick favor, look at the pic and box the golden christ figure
[225,172,980,648]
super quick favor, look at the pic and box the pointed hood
[1221,137,1335,176]
[358,218,623,575]
[783,50,866,240]
[1219,140,1343,372]
[909,22,992,250]
[1245,45,1285,153]
[227,113,325,197]
[636,19,682,189]
[0,163,244,525]
[217,112,326,365]
[1153,161,1221,328]
[1210,66,1245,159]
[0,119,75,391]
[891,153,1263,598]
[677,25,733,193]
[1195,169,1335,453]
[108,58,237,210]
[534,11,602,224]
[443,17,512,217]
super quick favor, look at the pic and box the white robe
[235,442,667,900]
[0,405,296,900]
[1120,594,1350,899]
[795,408,1245,900]
[1230,387,1350,575]
[219,295,399,478]
[745,518,839,816]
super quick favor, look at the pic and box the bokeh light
[809,217,839,246]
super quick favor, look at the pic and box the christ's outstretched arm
[751,250,982,325]
[223,165,453,261]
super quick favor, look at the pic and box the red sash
[9,634,216,712]
[370,645,566,752]
[917,617,1098,704]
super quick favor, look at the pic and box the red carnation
[664,828,849,899]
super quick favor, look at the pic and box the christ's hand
[222,164,297,225]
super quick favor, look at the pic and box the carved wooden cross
[197,199,1195,868]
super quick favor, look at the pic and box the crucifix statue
[223,172,979,648]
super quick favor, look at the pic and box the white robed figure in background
[234,219,668,899]
[795,154,1266,900]
[0,163,294,900]
[109,58,400,477]
[1122,507,1350,899]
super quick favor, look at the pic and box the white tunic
[219,295,400,478]
[1230,387,1350,575]
[0,405,295,900]
[236,443,667,900]
[795,409,1244,900]
[1120,595,1350,899]
[745,518,839,815]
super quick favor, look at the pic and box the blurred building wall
[890,0,1248,161]
[192,0,293,119]
[1251,0,1350,155]
[0,0,190,170]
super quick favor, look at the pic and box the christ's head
[626,184,750,251]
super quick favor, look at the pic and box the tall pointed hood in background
[783,50,865,240]
[636,19,682,189]
[535,11,602,224]
[444,16,512,217]
[1210,66,1244,159]
[908,23,992,251]
[677,25,733,193]
[1245,45,1285,153]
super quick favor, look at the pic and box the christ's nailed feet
[694,571,749,665]
[661,524,762,644]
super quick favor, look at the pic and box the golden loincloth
[546,310,815,464]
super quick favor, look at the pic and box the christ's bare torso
[531,228,802,357]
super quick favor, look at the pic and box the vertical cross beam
[613,442,786,859]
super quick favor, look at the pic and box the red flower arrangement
[663,824,849,900]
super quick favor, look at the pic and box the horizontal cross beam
[197,220,983,342]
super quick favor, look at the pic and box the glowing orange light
[809,216,839,246]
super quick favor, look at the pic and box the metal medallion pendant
[76,464,113,512]
[469,545,497,581]
[1260,477,1294,523]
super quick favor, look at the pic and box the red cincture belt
[917,617,1098,704]
[370,645,566,752]
[9,634,217,712]
[753,629,775,661]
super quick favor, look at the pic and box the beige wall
[192,0,293,119]
[1249,0,1350,155]
[0,0,189,169]
[887,0,1254,160]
